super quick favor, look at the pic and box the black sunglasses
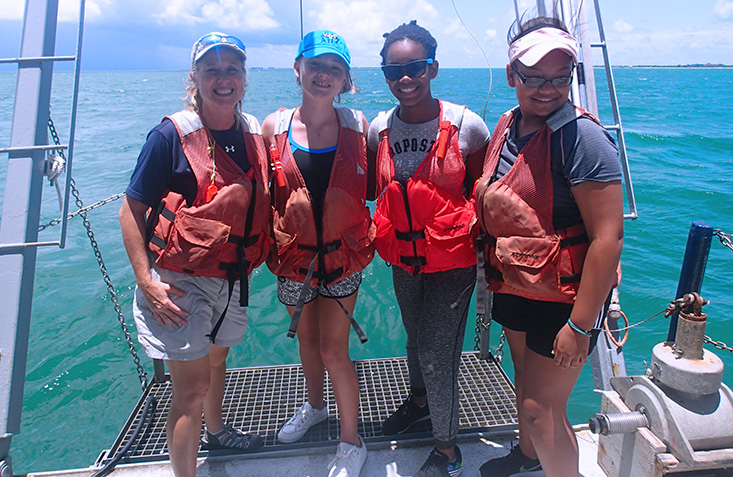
[381,58,434,81]
[511,63,573,88]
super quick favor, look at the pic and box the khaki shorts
[134,263,249,361]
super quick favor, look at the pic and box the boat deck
[96,352,518,466]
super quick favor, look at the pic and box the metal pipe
[667,222,713,342]
[589,410,649,435]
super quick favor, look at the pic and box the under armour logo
[225,145,235,153]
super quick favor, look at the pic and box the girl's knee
[320,343,351,371]
[521,397,549,426]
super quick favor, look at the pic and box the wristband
[567,319,592,337]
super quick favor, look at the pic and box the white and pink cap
[508,26,579,66]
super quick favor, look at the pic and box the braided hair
[379,20,437,65]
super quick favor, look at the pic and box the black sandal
[200,424,264,453]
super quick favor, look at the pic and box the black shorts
[492,293,601,359]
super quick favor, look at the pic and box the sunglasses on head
[381,58,434,81]
[511,63,573,88]
[196,33,246,53]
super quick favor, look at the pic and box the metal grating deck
[96,352,517,465]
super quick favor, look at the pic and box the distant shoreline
[616,64,732,69]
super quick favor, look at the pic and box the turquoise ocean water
[0,67,731,473]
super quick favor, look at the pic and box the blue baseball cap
[295,30,351,68]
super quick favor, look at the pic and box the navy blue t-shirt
[125,118,250,208]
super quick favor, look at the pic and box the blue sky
[1,0,732,71]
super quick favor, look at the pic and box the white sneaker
[327,436,367,477]
[277,402,329,443]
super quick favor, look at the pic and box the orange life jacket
[474,104,615,303]
[147,110,271,302]
[373,100,477,275]
[266,107,375,286]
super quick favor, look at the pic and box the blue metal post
[0,1,59,473]
[667,221,713,342]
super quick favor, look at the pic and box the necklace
[296,108,333,139]
[205,137,218,203]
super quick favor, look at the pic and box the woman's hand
[119,195,189,328]
[139,279,189,328]
[552,324,590,368]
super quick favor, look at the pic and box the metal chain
[38,192,125,231]
[704,336,733,355]
[474,310,505,363]
[714,229,733,253]
[48,116,148,390]
[473,314,482,351]
[494,331,505,364]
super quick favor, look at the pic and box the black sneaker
[200,424,264,453]
[478,445,542,476]
[415,446,462,477]
[382,395,430,435]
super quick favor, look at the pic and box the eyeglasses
[381,58,434,81]
[511,63,573,88]
[196,33,247,54]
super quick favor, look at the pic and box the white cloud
[304,0,441,64]
[0,0,24,20]
[613,19,634,33]
[445,18,473,39]
[607,27,733,65]
[154,0,279,30]
[485,29,497,39]
[714,0,733,19]
[0,0,110,22]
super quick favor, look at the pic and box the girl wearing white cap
[474,11,623,477]
[262,29,371,477]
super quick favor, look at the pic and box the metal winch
[592,293,733,476]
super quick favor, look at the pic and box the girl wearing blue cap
[262,30,372,477]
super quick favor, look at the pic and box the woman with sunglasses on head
[473,10,623,477]
[119,32,269,476]
[262,30,372,477]
[366,20,489,477]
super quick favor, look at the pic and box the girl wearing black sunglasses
[366,20,490,477]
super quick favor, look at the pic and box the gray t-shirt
[493,106,621,229]
[368,103,490,184]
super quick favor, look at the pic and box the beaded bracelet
[567,319,592,337]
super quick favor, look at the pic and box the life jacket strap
[160,206,176,222]
[560,232,588,248]
[297,239,342,255]
[560,273,582,284]
[400,256,427,267]
[150,234,167,250]
[297,267,344,284]
[288,255,318,339]
[395,229,425,242]
[208,178,259,343]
